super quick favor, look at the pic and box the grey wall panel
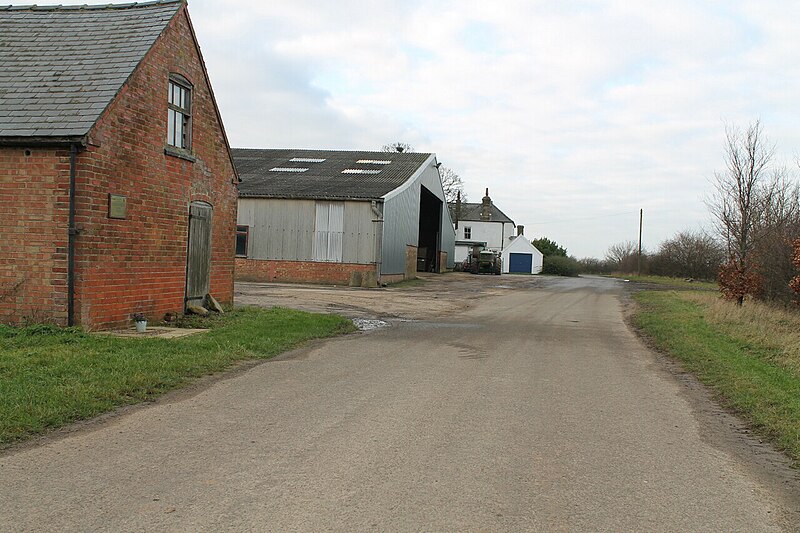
[417,164,456,269]
[381,181,420,275]
[238,199,315,261]
[380,156,457,273]
[342,201,377,263]
[238,198,375,264]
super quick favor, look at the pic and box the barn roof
[233,148,435,201]
[0,0,183,143]
[451,202,515,224]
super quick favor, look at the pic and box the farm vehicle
[464,245,501,275]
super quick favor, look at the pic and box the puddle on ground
[352,318,390,331]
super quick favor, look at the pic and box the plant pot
[135,320,147,333]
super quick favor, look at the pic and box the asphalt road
[1,275,798,531]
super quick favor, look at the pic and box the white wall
[454,243,467,264]
[456,221,516,252]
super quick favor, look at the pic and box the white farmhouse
[451,189,516,263]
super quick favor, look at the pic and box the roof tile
[0,0,182,140]
[234,148,434,201]
[451,202,515,224]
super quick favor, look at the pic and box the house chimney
[454,191,461,229]
[480,188,491,221]
[517,225,524,236]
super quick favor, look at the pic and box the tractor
[465,245,502,275]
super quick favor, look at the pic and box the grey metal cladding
[0,1,182,138]
[233,148,433,201]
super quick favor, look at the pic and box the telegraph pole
[637,209,643,277]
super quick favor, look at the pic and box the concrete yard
[1,274,798,531]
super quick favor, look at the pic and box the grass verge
[0,307,355,447]
[633,291,800,463]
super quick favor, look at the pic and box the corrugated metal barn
[233,149,456,286]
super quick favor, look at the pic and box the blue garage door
[509,253,532,273]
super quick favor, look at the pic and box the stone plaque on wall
[109,194,127,219]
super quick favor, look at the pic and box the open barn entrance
[417,185,442,272]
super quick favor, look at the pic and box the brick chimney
[517,225,524,236]
[480,188,491,221]
[454,191,461,229]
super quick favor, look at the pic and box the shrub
[577,257,615,274]
[543,255,580,276]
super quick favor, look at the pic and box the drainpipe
[67,143,78,326]
[371,200,384,284]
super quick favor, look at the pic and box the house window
[167,76,191,149]
[235,225,249,257]
[464,226,472,239]
[313,201,344,262]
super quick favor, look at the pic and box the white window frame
[167,75,192,149]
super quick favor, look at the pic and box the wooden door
[186,201,212,309]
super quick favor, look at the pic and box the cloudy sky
[28,0,800,258]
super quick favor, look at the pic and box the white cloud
[10,0,800,257]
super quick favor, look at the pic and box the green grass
[633,291,800,463]
[608,273,718,290]
[0,307,355,447]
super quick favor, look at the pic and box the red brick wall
[0,148,70,324]
[438,251,448,273]
[405,245,418,280]
[73,7,237,329]
[0,7,237,329]
[236,259,377,287]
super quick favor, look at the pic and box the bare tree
[439,166,467,204]
[707,120,775,304]
[605,240,641,273]
[649,230,724,280]
[381,142,414,153]
[751,168,800,302]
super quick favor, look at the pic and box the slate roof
[451,202,515,224]
[233,148,434,201]
[0,0,182,141]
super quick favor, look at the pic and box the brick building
[0,0,238,329]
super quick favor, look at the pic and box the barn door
[313,201,344,262]
[185,201,213,309]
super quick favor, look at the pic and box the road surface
[1,275,798,531]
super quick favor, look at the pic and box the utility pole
[637,208,643,277]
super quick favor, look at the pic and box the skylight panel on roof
[270,167,308,172]
[356,159,391,164]
[290,158,326,163]
[342,169,382,174]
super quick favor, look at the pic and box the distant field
[633,290,800,463]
